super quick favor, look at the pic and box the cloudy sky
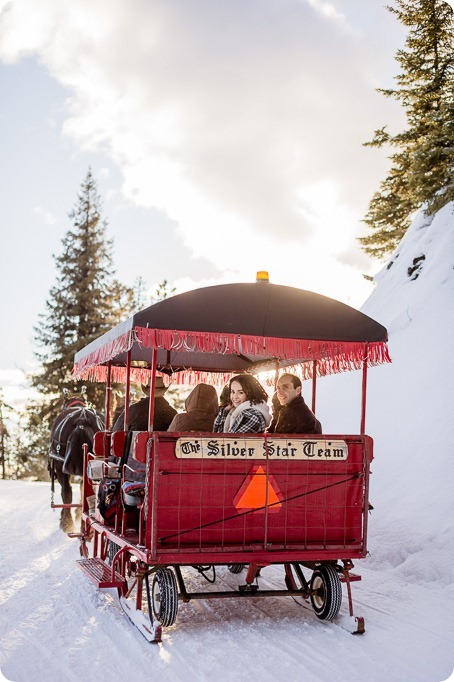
[0,0,432,403]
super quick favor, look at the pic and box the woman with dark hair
[213,374,271,433]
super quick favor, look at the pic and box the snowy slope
[317,201,454,589]
[0,481,452,682]
[1,204,454,682]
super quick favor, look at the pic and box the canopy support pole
[312,360,317,414]
[124,350,131,430]
[360,344,369,435]
[274,362,279,389]
[148,348,158,431]
[105,361,112,430]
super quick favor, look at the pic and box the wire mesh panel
[145,434,371,562]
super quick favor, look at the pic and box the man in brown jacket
[267,373,322,434]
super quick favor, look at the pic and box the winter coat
[111,396,177,432]
[267,395,322,434]
[167,384,219,432]
[213,400,271,433]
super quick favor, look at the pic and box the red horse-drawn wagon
[71,275,390,641]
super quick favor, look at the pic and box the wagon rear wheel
[228,564,245,574]
[309,564,342,620]
[151,568,179,627]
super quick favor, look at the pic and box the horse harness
[49,405,103,463]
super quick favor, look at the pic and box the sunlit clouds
[0,0,405,306]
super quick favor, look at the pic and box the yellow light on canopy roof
[256,271,269,283]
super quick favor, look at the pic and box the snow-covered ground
[1,203,454,681]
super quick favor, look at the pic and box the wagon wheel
[106,540,121,567]
[228,564,245,574]
[151,568,179,627]
[309,564,342,620]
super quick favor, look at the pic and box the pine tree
[30,169,134,424]
[153,279,176,302]
[133,275,149,309]
[13,402,51,480]
[360,0,454,258]
[0,390,12,479]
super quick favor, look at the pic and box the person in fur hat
[213,374,271,433]
[111,376,177,432]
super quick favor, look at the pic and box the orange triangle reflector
[233,465,283,514]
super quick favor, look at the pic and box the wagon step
[76,558,126,589]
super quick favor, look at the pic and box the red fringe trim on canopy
[72,326,391,385]
[134,327,391,371]
[76,366,235,388]
[72,329,134,378]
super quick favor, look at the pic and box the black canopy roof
[73,282,390,383]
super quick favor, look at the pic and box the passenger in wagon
[167,383,219,432]
[218,383,230,410]
[267,373,322,434]
[213,375,271,433]
[111,377,177,432]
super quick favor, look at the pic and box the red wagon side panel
[143,434,372,565]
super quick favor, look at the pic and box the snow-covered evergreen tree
[31,168,134,419]
[361,0,454,258]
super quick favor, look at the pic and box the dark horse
[49,392,105,532]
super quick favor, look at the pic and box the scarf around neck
[223,400,271,432]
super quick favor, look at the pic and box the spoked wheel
[309,564,342,620]
[106,540,121,567]
[228,564,245,574]
[152,568,179,627]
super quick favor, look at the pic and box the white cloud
[0,368,38,411]
[31,206,57,225]
[305,0,348,25]
[0,0,402,303]
[0,368,26,388]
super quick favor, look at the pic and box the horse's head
[64,397,86,409]
[62,386,88,410]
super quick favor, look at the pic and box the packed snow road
[0,481,452,682]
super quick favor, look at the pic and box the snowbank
[1,204,453,681]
